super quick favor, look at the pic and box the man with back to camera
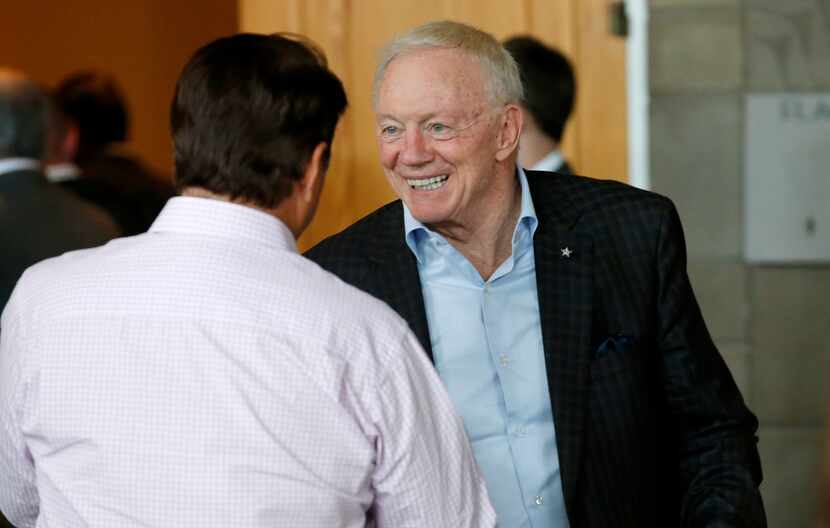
[0,33,496,528]
[0,69,120,312]
[307,21,767,527]
[503,35,576,174]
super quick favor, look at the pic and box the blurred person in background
[49,71,174,235]
[503,35,576,174]
[0,68,120,312]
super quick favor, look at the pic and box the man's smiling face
[375,47,510,233]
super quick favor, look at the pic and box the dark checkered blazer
[306,170,766,527]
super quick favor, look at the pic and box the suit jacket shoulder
[306,200,406,283]
[306,200,433,355]
[526,169,672,230]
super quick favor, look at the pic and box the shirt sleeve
[369,329,496,528]
[0,306,40,527]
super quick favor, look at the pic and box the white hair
[373,20,523,109]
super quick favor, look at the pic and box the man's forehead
[377,48,488,114]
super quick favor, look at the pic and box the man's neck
[181,186,305,239]
[431,172,522,281]
[518,129,559,169]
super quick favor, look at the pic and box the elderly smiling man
[308,20,767,527]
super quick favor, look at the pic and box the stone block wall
[649,0,830,525]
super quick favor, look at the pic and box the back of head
[52,71,128,161]
[374,20,523,109]
[0,69,50,160]
[170,33,348,209]
[503,36,575,143]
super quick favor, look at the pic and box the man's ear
[49,121,80,163]
[64,122,80,161]
[299,142,329,204]
[495,104,522,162]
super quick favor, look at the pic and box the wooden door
[239,0,628,250]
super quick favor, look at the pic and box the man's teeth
[407,175,449,190]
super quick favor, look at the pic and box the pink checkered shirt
[0,197,495,528]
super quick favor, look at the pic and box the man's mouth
[406,175,449,191]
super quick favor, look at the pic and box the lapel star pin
[561,247,573,258]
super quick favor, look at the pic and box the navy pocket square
[595,334,634,359]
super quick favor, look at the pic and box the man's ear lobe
[300,142,328,203]
[495,104,522,162]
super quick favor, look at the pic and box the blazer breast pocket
[590,334,642,382]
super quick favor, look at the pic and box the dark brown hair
[503,36,575,143]
[53,71,129,162]
[170,33,347,208]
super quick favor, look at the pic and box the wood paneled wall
[1,0,239,180]
[240,0,628,251]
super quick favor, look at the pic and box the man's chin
[408,207,450,228]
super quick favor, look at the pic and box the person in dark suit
[503,35,575,174]
[49,71,174,236]
[307,20,766,527]
[0,69,121,313]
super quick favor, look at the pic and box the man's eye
[381,126,400,137]
[427,122,455,139]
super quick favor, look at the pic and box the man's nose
[399,129,433,166]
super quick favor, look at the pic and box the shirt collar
[529,149,564,173]
[149,196,297,253]
[46,162,81,183]
[0,158,41,175]
[403,166,538,262]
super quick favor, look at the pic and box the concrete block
[751,344,830,426]
[746,0,830,90]
[651,0,739,6]
[749,268,830,426]
[758,426,825,528]
[689,259,748,341]
[751,268,830,349]
[651,6,743,93]
[650,95,742,258]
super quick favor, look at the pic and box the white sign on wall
[745,93,830,263]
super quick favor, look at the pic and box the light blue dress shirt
[404,169,569,527]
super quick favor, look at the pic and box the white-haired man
[308,20,766,527]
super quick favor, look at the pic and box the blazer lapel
[529,171,593,517]
[364,202,434,362]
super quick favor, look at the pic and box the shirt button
[535,495,544,506]
[498,353,509,367]
[514,426,527,437]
